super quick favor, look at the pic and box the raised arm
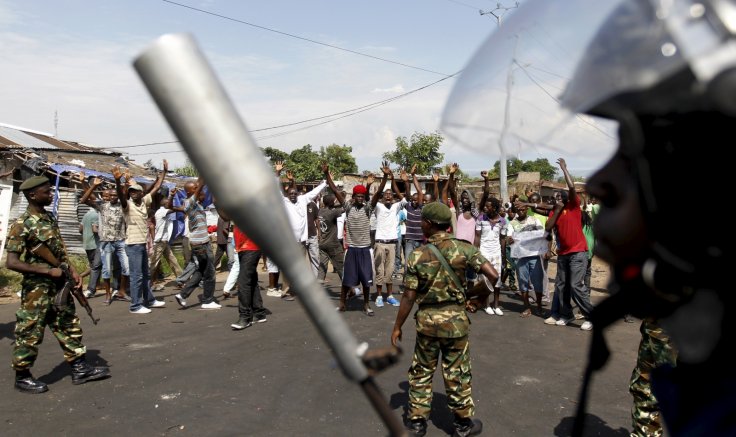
[477,170,490,212]
[112,166,127,210]
[545,202,565,232]
[557,158,576,201]
[410,165,423,206]
[431,171,439,203]
[322,162,345,206]
[370,161,391,208]
[285,170,296,191]
[274,160,284,177]
[144,159,168,196]
[80,176,104,206]
[394,167,407,201]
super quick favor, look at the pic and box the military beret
[422,202,452,225]
[128,183,144,191]
[19,175,50,191]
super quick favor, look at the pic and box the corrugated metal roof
[9,189,86,255]
[0,125,60,150]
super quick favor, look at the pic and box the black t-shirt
[318,207,342,244]
[216,217,230,244]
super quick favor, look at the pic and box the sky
[0,0,617,177]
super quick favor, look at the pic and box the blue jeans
[100,240,129,279]
[404,239,423,274]
[126,244,156,311]
[550,251,592,319]
[517,255,543,294]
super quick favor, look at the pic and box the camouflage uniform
[403,231,487,421]
[6,209,86,371]
[629,318,677,437]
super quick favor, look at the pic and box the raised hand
[286,170,294,181]
[432,172,439,182]
[410,164,417,175]
[112,166,123,181]
[449,163,459,175]
[275,161,284,173]
[480,170,488,180]
[321,162,329,174]
[556,158,567,170]
[92,177,104,187]
[123,168,132,185]
[366,173,375,185]
[381,161,392,177]
[77,171,86,183]
[399,167,409,182]
[162,159,169,172]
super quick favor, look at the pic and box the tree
[382,131,444,175]
[320,144,357,178]
[261,146,289,164]
[174,159,198,177]
[143,159,154,168]
[286,145,322,181]
[489,157,557,181]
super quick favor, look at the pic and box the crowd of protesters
[71,156,599,332]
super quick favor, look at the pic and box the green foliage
[320,144,358,177]
[287,145,322,181]
[261,146,288,163]
[174,160,199,177]
[382,131,445,175]
[1,254,90,295]
[489,158,557,180]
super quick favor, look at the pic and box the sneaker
[484,307,495,315]
[174,293,187,307]
[255,316,267,323]
[375,296,384,308]
[231,318,252,330]
[544,316,558,325]
[130,307,152,314]
[580,321,593,331]
[149,300,166,308]
[354,287,363,297]
[386,296,400,306]
[201,301,222,309]
[266,288,282,298]
[556,316,575,326]
[84,290,94,298]
[281,293,295,301]
[493,307,504,316]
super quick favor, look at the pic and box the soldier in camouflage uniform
[391,202,498,437]
[629,318,677,437]
[5,176,110,393]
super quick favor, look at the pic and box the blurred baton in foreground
[133,33,404,436]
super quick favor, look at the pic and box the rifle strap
[426,243,466,300]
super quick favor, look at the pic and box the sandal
[363,307,375,317]
[103,299,111,306]
[520,308,532,318]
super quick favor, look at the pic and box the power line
[116,71,460,151]
[444,0,484,10]
[162,0,449,76]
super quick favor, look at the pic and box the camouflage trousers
[12,282,86,371]
[629,318,677,437]
[408,333,473,421]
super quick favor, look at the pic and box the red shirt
[234,227,260,252]
[549,194,588,255]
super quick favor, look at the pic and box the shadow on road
[389,380,456,435]
[554,414,629,436]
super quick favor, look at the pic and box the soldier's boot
[452,417,483,437]
[70,356,110,385]
[15,370,49,394]
[408,418,427,437]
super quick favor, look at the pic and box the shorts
[342,247,374,288]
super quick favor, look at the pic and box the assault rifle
[30,243,99,325]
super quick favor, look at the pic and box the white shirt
[336,212,346,241]
[283,181,327,242]
[154,207,176,243]
[374,198,408,241]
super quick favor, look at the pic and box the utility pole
[54,110,58,137]
[498,36,518,204]
[479,1,519,26]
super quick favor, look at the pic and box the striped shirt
[343,201,372,248]
[404,203,423,241]
[184,197,209,245]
